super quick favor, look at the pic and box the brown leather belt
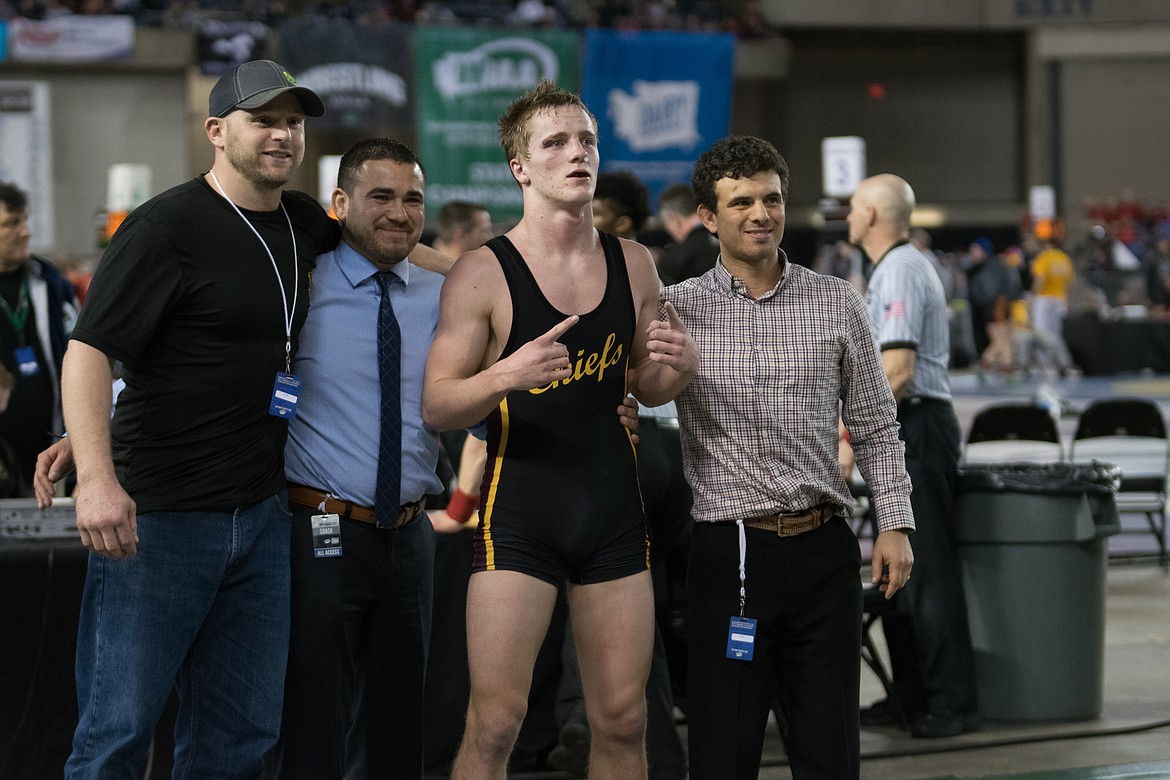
[287,484,425,530]
[742,504,833,537]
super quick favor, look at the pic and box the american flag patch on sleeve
[884,301,906,319]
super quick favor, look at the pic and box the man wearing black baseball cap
[54,60,341,777]
[209,58,326,119]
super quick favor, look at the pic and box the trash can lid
[955,460,1120,497]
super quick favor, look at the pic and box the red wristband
[446,488,479,523]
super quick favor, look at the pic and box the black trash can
[954,461,1121,721]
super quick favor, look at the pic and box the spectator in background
[963,237,994,355]
[0,181,78,496]
[1029,237,1076,374]
[592,171,652,247]
[657,183,718,284]
[1078,224,1115,302]
[432,200,494,260]
[731,0,776,37]
[510,0,561,25]
[909,227,954,301]
[966,236,1020,370]
[1143,236,1170,312]
[911,227,977,368]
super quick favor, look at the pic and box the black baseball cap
[209,59,325,118]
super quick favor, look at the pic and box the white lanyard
[208,170,299,373]
[737,518,747,616]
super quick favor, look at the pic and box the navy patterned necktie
[374,270,402,528]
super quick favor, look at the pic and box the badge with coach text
[311,513,342,558]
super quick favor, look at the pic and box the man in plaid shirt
[663,136,914,780]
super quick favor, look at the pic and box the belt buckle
[776,507,817,537]
[776,513,796,537]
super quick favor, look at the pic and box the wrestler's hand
[429,509,476,534]
[646,301,699,376]
[75,474,138,559]
[871,529,913,599]
[34,436,75,509]
[499,315,579,390]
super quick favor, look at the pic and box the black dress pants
[271,503,435,780]
[687,517,861,780]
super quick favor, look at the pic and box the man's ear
[205,116,225,149]
[697,204,718,235]
[331,187,349,223]
[510,157,530,187]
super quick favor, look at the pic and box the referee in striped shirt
[849,174,979,739]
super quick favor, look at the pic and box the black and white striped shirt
[866,241,952,401]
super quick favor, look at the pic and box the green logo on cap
[283,70,296,86]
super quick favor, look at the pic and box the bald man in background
[847,174,979,739]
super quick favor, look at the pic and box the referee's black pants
[883,397,978,716]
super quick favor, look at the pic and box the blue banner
[581,29,735,209]
[0,22,7,62]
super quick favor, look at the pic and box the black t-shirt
[71,177,340,513]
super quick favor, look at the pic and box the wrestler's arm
[622,240,698,406]
[422,248,577,431]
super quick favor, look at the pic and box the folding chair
[962,402,1064,464]
[1070,397,1169,564]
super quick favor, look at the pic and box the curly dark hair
[594,171,651,233]
[691,135,789,212]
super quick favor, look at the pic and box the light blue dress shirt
[285,240,444,507]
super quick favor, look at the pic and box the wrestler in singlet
[474,230,649,585]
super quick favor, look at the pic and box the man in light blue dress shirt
[273,137,446,780]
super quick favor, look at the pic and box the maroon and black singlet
[473,231,650,585]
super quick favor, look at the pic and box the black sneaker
[910,709,980,739]
[859,697,908,729]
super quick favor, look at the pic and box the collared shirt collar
[712,248,789,301]
[335,239,411,290]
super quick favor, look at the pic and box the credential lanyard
[725,518,757,661]
[0,274,30,339]
[208,170,298,373]
[737,518,747,616]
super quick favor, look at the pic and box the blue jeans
[65,491,292,780]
